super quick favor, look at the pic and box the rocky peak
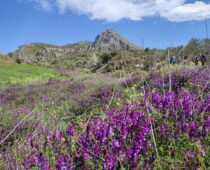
[12,29,141,64]
[91,29,140,50]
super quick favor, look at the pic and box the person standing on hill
[201,55,207,66]
[194,55,199,65]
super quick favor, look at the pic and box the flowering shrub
[149,67,210,94]
[0,67,210,169]
[21,87,210,169]
[76,87,121,113]
[119,76,142,88]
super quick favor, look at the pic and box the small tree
[8,52,14,58]
[144,48,150,52]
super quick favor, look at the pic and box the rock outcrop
[12,30,141,64]
[91,29,140,51]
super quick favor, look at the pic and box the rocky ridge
[12,30,141,64]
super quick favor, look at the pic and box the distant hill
[11,30,141,64]
[5,31,209,70]
[0,53,6,60]
[91,29,141,50]
[0,53,12,64]
[11,43,95,66]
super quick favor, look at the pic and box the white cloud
[55,0,185,22]
[27,0,210,22]
[161,1,210,22]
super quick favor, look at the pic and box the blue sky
[0,0,210,54]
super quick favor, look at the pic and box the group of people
[194,55,207,66]
[169,54,207,66]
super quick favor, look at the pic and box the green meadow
[0,61,56,89]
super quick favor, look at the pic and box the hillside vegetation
[0,59,56,89]
[0,64,209,169]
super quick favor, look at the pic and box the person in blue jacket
[170,56,178,65]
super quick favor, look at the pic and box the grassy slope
[0,57,56,89]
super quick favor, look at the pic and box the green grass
[0,61,56,89]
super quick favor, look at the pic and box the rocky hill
[0,53,11,64]
[0,53,5,59]
[11,30,141,64]
[91,29,140,50]
[8,30,209,70]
